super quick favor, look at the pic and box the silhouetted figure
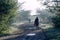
[29,19,31,23]
[34,17,39,27]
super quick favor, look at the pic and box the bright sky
[18,0,46,15]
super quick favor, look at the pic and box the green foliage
[52,12,60,28]
[14,10,30,22]
[0,0,18,34]
[20,10,30,20]
[47,1,60,28]
[45,28,60,40]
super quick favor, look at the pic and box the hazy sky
[18,0,47,15]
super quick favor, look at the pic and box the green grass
[45,28,60,40]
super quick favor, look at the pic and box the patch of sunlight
[3,27,23,34]
[30,10,37,16]
[8,27,19,34]
[12,22,25,26]
[40,24,53,29]
[8,27,24,34]
[12,21,28,26]
[26,33,36,36]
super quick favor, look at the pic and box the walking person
[34,17,39,27]
[29,18,31,23]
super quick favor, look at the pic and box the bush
[0,0,18,34]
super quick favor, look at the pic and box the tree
[0,0,18,33]
[44,0,60,28]
[14,10,30,22]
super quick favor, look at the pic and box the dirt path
[0,23,47,40]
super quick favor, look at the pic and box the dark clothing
[29,19,31,23]
[34,17,39,26]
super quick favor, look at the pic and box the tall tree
[0,0,18,33]
[44,0,60,28]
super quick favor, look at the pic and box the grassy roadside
[0,26,24,37]
[45,28,60,40]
